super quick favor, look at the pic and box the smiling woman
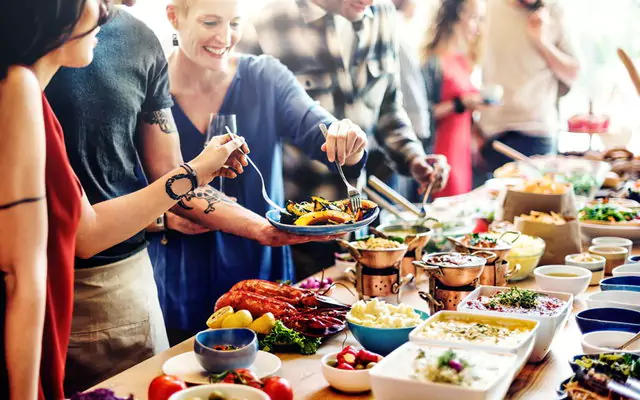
[146,0,368,346]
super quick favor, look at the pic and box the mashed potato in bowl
[347,299,424,328]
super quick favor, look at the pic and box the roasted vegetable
[293,210,353,226]
[280,197,378,226]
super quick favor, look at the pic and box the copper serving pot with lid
[447,231,521,261]
[413,252,488,287]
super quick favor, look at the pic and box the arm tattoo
[142,109,178,134]
[177,186,223,214]
[0,196,45,211]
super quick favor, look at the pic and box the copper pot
[337,239,408,269]
[413,252,487,287]
[448,231,520,261]
[419,285,477,314]
[375,224,432,279]
[479,259,520,287]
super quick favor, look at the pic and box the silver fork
[319,123,362,211]
[225,127,289,215]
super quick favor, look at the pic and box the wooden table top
[94,254,639,400]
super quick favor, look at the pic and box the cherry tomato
[148,375,187,400]
[234,368,260,384]
[261,376,293,400]
[213,368,260,385]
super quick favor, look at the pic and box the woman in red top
[422,0,490,197]
[0,1,249,398]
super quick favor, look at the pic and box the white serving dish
[580,222,640,241]
[613,263,640,277]
[409,311,538,374]
[581,331,640,355]
[533,265,591,296]
[369,342,517,400]
[169,383,269,400]
[585,290,640,312]
[321,352,371,393]
[457,286,573,363]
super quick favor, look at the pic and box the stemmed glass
[206,114,237,194]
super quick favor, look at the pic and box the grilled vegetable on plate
[266,196,379,236]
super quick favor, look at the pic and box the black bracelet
[165,163,198,201]
[180,163,198,188]
[453,96,466,114]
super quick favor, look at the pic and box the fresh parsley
[488,287,540,309]
[259,321,321,355]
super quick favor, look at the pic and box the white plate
[162,351,281,385]
[580,222,640,241]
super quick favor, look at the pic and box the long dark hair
[0,0,110,80]
[422,0,467,61]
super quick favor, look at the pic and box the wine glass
[206,114,237,193]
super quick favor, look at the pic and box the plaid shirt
[239,0,425,200]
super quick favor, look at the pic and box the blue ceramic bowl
[575,308,640,334]
[600,276,640,292]
[628,255,640,264]
[265,208,379,236]
[347,309,429,356]
[194,328,258,373]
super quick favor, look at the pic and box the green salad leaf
[259,321,321,355]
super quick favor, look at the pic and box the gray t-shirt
[46,8,173,268]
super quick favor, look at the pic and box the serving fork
[318,123,362,212]
[225,126,289,215]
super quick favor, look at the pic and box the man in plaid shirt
[239,0,447,200]
[239,0,448,274]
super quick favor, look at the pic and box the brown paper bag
[514,217,582,265]
[495,187,578,222]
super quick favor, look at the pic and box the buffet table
[92,245,640,400]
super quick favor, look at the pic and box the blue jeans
[474,131,554,187]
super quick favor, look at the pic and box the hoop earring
[172,33,179,46]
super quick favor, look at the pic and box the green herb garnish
[468,233,497,247]
[488,287,540,309]
[259,321,321,355]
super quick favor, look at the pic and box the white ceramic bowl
[592,237,633,260]
[457,286,574,363]
[565,253,605,286]
[169,384,269,400]
[581,331,640,355]
[534,265,591,296]
[369,342,517,400]
[586,290,640,312]
[613,263,640,277]
[321,352,371,393]
[409,311,538,374]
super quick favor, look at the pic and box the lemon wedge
[221,310,253,329]
[206,306,234,329]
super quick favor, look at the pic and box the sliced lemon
[248,312,276,335]
[221,310,253,329]
[206,306,234,329]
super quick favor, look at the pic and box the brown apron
[64,249,169,395]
